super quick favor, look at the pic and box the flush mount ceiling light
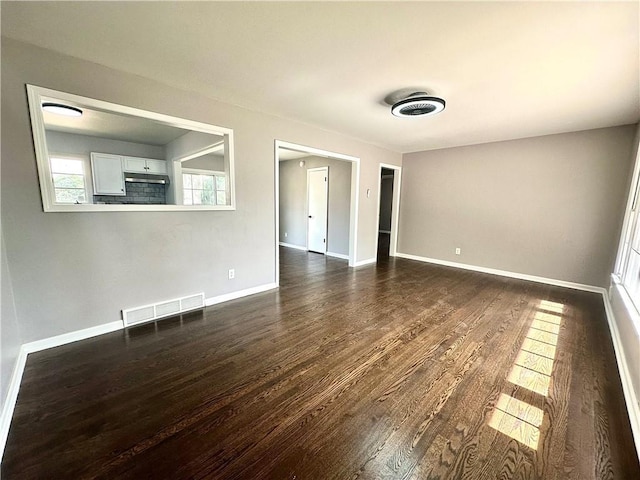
[42,102,83,117]
[391,91,445,118]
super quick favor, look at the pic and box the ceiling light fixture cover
[391,92,445,117]
[42,102,83,117]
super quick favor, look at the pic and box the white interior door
[307,167,328,253]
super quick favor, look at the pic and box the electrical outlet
[284,232,288,238]
[228,269,235,279]
[455,248,461,255]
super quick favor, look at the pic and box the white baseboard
[0,283,280,461]
[279,242,307,251]
[1,320,123,461]
[395,252,603,293]
[601,289,640,460]
[395,251,639,458]
[0,346,28,462]
[279,243,349,261]
[353,257,377,267]
[206,283,277,306]
[326,251,349,260]
[23,321,123,354]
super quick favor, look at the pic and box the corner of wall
[603,281,640,461]
[0,229,24,462]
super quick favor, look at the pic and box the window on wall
[182,170,227,206]
[50,156,88,204]
[615,145,640,315]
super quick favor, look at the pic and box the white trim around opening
[374,163,402,258]
[274,140,360,286]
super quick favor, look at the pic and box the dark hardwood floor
[3,248,639,479]
[377,232,391,259]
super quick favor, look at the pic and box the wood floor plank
[2,248,638,479]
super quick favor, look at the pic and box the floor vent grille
[122,293,205,327]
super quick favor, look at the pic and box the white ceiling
[43,103,191,146]
[3,2,639,153]
[278,148,315,161]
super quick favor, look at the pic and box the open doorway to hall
[377,167,395,258]
[274,141,360,284]
[376,164,401,260]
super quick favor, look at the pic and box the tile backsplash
[94,182,167,204]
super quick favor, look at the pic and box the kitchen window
[182,171,227,206]
[50,156,88,204]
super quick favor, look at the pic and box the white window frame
[182,169,227,206]
[49,154,91,204]
[613,141,640,324]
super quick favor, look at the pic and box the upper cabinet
[26,84,236,212]
[123,156,167,175]
[92,154,167,197]
[91,153,125,195]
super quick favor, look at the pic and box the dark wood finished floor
[3,248,639,479]
[377,232,391,259]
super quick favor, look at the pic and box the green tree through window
[50,157,87,204]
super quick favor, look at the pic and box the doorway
[307,167,328,253]
[275,141,360,285]
[376,163,402,259]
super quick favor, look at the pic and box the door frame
[374,163,402,257]
[275,140,360,285]
[306,167,329,254]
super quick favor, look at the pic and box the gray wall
[182,153,224,172]
[0,36,400,393]
[1,230,21,410]
[166,134,227,204]
[399,126,637,287]
[279,160,307,248]
[279,156,352,256]
[46,131,165,160]
[165,131,224,162]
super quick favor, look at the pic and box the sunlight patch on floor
[488,393,543,450]
[489,299,565,449]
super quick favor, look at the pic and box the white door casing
[274,140,360,284]
[307,167,328,254]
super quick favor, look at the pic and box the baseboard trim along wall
[353,257,377,267]
[0,281,279,461]
[0,346,28,462]
[205,283,278,307]
[602,288,640,459]
[23,321,123,355]
[278,242,307,251]
[396,251,640,459]
[280,242,361,265]
[395,252,604,293]
[0,320,123,461]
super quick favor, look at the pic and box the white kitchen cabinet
[91,153,125,195]
[146,159,167,174]
[123,156,147,173]
[123,156,167,174]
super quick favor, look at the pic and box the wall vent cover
[122,292,205,327]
